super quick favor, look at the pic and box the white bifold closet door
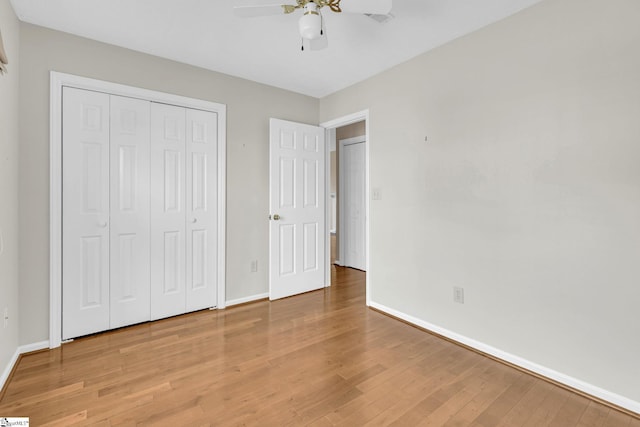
[62,87,217,340]
[150,103,218,320]
[62,88,151,339]
[184,108,218,313]
[62,88,112,339]
[109,95,151,329]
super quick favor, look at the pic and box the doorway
[320,111,370,305]
[339,135,366,271]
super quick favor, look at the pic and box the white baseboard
[226,293,269,307]
[19,340,50,354]
[1,340,50,393]
[0,347,20,394]
[369,301,640,416]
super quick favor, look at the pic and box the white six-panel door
[109,95,151,329]
[62,87,111,339]
[342,141,366,271]
[269,118,326,300]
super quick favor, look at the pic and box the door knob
[98,221,108,228]
[273,214,281,221]
[191,218,197,224]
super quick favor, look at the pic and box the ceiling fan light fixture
[298,3,322,40]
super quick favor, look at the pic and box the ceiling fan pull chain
[301,38,305,51]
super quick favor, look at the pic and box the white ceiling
[10,0,543,98]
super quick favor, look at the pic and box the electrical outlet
[4,307,8,328]
[250,260,258,273]
[453,287,464,304]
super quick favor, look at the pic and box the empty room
[0,0,639,425]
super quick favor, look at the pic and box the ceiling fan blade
[233,4,286,18]
[338,0,392,15]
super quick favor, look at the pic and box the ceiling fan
[234,0,393,51]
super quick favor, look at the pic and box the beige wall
[336,121,365,141]
[18,23,319,344]
[0,0,20,381]
[321,0,640,404]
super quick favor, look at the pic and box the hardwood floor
[1,267,638,426]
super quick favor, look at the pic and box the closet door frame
[49,71,227,348]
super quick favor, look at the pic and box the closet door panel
[150,103,187,320]
[186,109,218,311]
[62,87,111,340]
[110,95,151,328]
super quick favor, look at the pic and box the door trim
[49,71,227,348]
[319,110,370,306]
[338,135,366,270]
